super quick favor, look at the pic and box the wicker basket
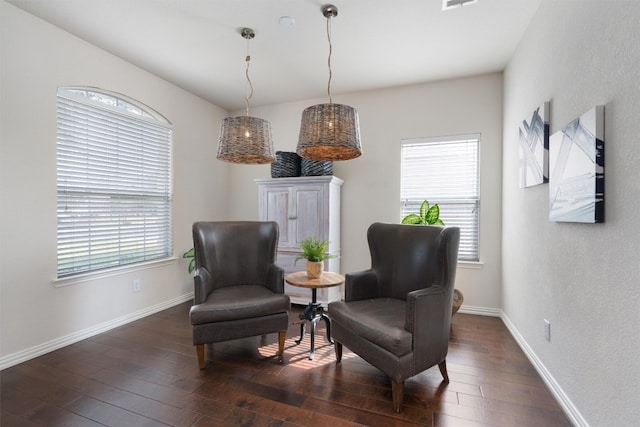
[271,151,301,178]
[452,289,464,316]
[301,158,333,176]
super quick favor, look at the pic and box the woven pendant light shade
[216,27,275,165]
[217,115,275,164]
[297,103,362,161]
[296,5,362,162]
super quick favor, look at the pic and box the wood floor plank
[433,413,494,427]
[189,415,237,427]
[1,387,51,418]
[1,302,571,427]
[1,409,42,427]
[86,386,200,427]
[457,393,571,427]
[183,385,314,426]
[2,388,104,427]
[65,396,169,427]
[1,366,86,408]
[300,396,430,426]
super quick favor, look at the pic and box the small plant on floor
[401,200,444,226]
[182,248,195,274]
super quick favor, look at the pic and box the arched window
[56,87,173,278]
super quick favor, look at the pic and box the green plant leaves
[419,200,430,220]
[425,204,440,224]
[401,199,445,226]
[401,214,422,224]
[295,236,338,264]
[182,248,194,258]
[182,248,195,274]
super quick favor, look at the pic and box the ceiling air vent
[442,0,479,10]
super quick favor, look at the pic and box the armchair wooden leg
[196,344,205,370]
[438,360,450,383]
[334,341,343,362]
[278,331,286,363]
[392,380,404,413]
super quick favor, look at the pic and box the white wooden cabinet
[255,176,343,306]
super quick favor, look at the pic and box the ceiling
[7,0,542,111]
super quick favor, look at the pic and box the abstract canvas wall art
[549,106,604,223]
[519,102,549,188]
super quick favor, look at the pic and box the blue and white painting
[519,102,549,188]
[549,106,604,223]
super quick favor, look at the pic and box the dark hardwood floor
[1,302,571,426]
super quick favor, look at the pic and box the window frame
[55,87,174,280]
[400,134,481,262]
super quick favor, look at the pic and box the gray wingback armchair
[328,222,460,412]
[189,221,291,369]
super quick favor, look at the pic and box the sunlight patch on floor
[259,336,357,369]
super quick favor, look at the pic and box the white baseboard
[500,312,587,427]
[457,304,502,317]
[0,293,193,371]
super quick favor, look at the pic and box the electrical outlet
[132,279,141,293]
[543,319,551,341]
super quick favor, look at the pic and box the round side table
[284,271,345,360]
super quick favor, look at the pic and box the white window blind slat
[401,135,480,261]
[56,87,173,277]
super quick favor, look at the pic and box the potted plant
[401,200,444,225]
[295,236,337,279]
[183,248,195,274]
[401,200,463,316]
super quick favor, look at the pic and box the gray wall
[503,1,640,425]
[0,1,229,364]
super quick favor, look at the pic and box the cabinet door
[293,185,325,245]
[261,186,293,249]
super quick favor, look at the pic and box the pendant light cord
[245,54,254,116]
[326,15,333,104]
[243,31,254,116]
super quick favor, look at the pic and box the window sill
[51,257,177,288]
[458,260,484,269]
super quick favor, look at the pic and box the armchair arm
[193,266,213,304]
[344,269,380,302]
[265,263,285,294]
[405,286,446,332]
[405,286,450,369]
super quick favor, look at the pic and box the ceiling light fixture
[279,16,296,27]
[442,0,479,11]
[296,4,362,161]
[217,28,275,164]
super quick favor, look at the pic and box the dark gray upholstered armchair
[328,222,460,412]
[189,221,291,369]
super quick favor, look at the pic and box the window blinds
[56,90,173,277]
[401,135,480,261]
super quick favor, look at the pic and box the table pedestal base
[295,289,333,360]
